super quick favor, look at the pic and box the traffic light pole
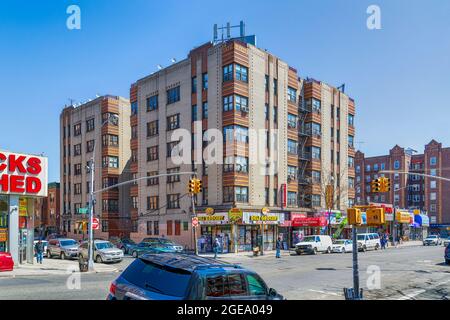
[351,226,361,299]
[191,192,198,255]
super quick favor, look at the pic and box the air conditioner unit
[288,174,296,182]
[241,106,249,113]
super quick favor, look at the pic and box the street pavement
[0,244,448,300]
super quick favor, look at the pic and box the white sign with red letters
[0,150,48,197]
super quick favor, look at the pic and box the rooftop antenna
[213,24,218,43]
[157,64,163,70]
[227,22,231,39]
[213,21,247,44]
[68,98,75,106]
[337,83,345,93]
[171,58,177,63]
[240,21,245,37]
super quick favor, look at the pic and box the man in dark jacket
[34,240,44,264]
[275,236,282,259]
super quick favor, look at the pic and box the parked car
[33,240,49,257]
[130,242,177,258]
[45,233,65,241]
[423,235,442,246]
[0,252,14,272]
[141,237,184,253]
[47,238,79,260]
[332,239,353,253]
[445,245,450,265]
[107,253,284,300]
[295,235,333,255]
[357,233,381,252]
[443,237,450,248]
[111,238,136,254]
[78,240,123,263]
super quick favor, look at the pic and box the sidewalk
[0,258,120,278]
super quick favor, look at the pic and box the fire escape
[298,85,312,208]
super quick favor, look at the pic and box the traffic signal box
[381,177,391,192]
[371,179,382,193]
[189,178,202,194]
[347,208,362,225]
[366,207,385,226]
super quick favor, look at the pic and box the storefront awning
[414,214,430,227]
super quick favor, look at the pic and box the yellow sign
[413,209,421,215]
[396,211,411,224]
[19,198,28,217]
[261,207,270,215]
[250,215,278,222]
[205,207,215,216]
[228,208,243,223]
[0,228,7,242]
[198,215,226,222]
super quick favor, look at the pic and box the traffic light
[188,178,196,193]
[347,208,362,225]
[371,178,382,193]
[366,208,385,226]
[381,177,391,192]
[189,178,202,194]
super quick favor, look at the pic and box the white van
[357,233,381,252]
[295,235,333,255]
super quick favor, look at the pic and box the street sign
[78,208,89,214]
[192,217,199,227]
[92,218,100,230]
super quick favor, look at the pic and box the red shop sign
[292,216,328,227]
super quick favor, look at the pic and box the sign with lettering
[244,212,282,225]
[0,151,48,197]
[197,213,229,225]
[0,228,7,242]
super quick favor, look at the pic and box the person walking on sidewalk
[275,236,282,259]
[34,240,44,264]
[213,237,220,259]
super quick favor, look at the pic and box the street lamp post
[87,113,119,272]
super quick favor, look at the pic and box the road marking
[397,289,426,300]
[308,289,341,296]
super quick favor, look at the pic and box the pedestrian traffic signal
[347,208,362,225]
[189,178,202,194]
[366,207,385,226]
[371,178,382,193]
[381,177,391,192]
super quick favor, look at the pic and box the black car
[107,253,284,300]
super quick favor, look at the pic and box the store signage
[0,228,7,242]
[396,211,412,224]
[261,207,270,215]
[291,216,327,227]
[228,208,243,223]
[281,184,287,208]
[198,212,228,225]
[205,207,215,215]
[0,151,48,197]
[244,212,281,225]
[19,198,28,217]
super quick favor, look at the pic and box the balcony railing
[298,151,311,160]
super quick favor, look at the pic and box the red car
[0,252,14,272]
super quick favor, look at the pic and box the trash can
[78,256,88,272]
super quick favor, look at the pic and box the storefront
[291,216,328,245]
[240,211,284,252]
[395,210,413,241]
[197,211,231,253]
[0,151,48,265]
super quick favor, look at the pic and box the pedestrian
[381,235,386,250]
[275,236,282,259]
[34,239,44,264]
[213,237,220,259]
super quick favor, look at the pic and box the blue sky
[1,0,449,182]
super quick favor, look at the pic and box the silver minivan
[47,238,79,260]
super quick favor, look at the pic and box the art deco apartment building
[34,182,60,236]
[128,38,356,249]
[355,140,450,225]
[60,95,132,240]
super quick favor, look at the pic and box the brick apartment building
[60,95,132,240]
[355,140,450,225]
[128,35,356,250]
[34,182,60,237]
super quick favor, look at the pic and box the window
[273,188,278,205]
[273,79,278,95]
[86,118,95,132]
[102,112,119,125]
[287,139,298,155]
[223,125,249,144]
[349,177,355,189]
[224,156,248,173]
[202,102,208,119]
[430,169,437,176]
[131,125,138,139]
[312,171,321,184]
[74,144,82,156]
[311,123,321,136]
[147,196,159,210]
[167,114,180,131]
[131,196,138,209]
[167,167,180,183]
[131,101,138,115]
[312,195,321,207]
[167,86,180,105]
[373,163,379,171]
[202,73,208,89]
[205,274,247,298]
[287,87,297,103]
[287,166,297,180]
[287,114,297,128]
[147,171,159,186]
[430,193,437,201]
[312,98,321,112]
[167,141,179,157]
[192,105,198,122]
[235,64,248,82]
[146,120,159,137]
[287,192,297,206]
[175,220,181,236]
[86,140,95,153]
[223,95,234,112]
[191,77,197,93]
[265,75,269,92]
[430,204,436,213]
[102,156,119,168]
[147,221,152,235]
[430,157,437,165]
[103,177,119,190]
[102,199,119,212]
[74,164,82,176]
[235,95,248,112]
[153,221,159,235]
[74,123,81,136]
[380,163,385,170]
[223,64,233,82]
[131,149,138,162]
[167,194,180,209]
[348,135,354,148]
[348,114,354,127]
[146,95,158,112]
[202,187,208,205]
[356,165,361,173]
[264,104,269,120]
[348,157,354,168]
[366,165,371,172]
[147,146,158,161]
[273,106,278,123]
[235,187,248,203]
[74,183,82,195]
[312,146,321,159]
[394,160,400,170]
[102,134,119,147]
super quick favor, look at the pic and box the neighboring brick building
[34,182,60,237]
[60,95,132,240]
[355,140,450,225]
[128,35,356,250]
